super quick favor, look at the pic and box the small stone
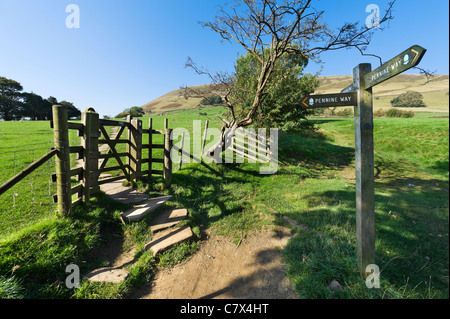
[85,268,129,283]
[328,280,344,292]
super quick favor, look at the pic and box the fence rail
[0,149,57,196]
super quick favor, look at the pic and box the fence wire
[0,142,57,237]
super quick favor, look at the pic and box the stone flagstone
[145,226,193,255]
[121,195,173,222]
[150,208,188,233]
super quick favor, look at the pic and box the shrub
[201,95,223,105]
[391,91,426,108]
[374,108,415,118]
[335,108,353,117]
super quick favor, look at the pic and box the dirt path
[130,226,298,299]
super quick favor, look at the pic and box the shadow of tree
[283,175,449,298]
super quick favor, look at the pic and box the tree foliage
[0,77,23,121]
[232,48,319,132]
[0,76,81,121]
[114,106,146,119]
[391,91,426,108]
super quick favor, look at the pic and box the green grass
[0,107,448,299]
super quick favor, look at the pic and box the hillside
[141,74,449,114]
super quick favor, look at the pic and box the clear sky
[0,0,448,117]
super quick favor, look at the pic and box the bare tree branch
[185,0,396,157]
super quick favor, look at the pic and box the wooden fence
[0,105,172,217]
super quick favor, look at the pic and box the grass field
[0,105,448,299]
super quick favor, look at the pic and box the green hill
[142,74,449,114]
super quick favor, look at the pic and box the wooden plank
[98,139,129,145]
[99,152,129,159]
[163,129,173,186]
[97,175,128,186]
[364,45,427,89]
[151,158,164,164]
[99,126,131,181]
[98,118,130,127]
[81,108,100,201]
[99,178,149,204]
[129,118,143,182]
[71,183,83,196]
[100,165,131,173]
[152,144,164,149]
[0,149,57,196]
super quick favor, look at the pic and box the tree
[130,106,145,117]
[391,91,426,108]
[22,92,52,120]
[114,106,145,119]
[58,101,81,119]
[0,76,24,121]
[232,48,319,132]
[185,0,396,157]
[201,95,224,105]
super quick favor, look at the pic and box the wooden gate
[49,106,172,215]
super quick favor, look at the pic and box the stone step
[150,208,188,233]
[100,179,149,204]
[121,195,173,222]
[145,226,193,255]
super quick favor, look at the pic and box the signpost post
[301,45,427,277]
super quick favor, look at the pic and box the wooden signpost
[302,45,427,276]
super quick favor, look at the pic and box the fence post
[130,118,143,182]
[164,128,173,187]
[81,108,100,202]
[52,105,71,216]
[125,115,132,182]
[353,63,376,276]
[148,118,153,179]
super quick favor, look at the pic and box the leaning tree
[185,0,396,158]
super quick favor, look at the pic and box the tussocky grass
[0,108,448,299]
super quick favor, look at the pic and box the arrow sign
[364,45,427,89]
[302,92,357,109]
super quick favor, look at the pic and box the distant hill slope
[141,74,449,114]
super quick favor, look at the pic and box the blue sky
[0,0,448,117]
